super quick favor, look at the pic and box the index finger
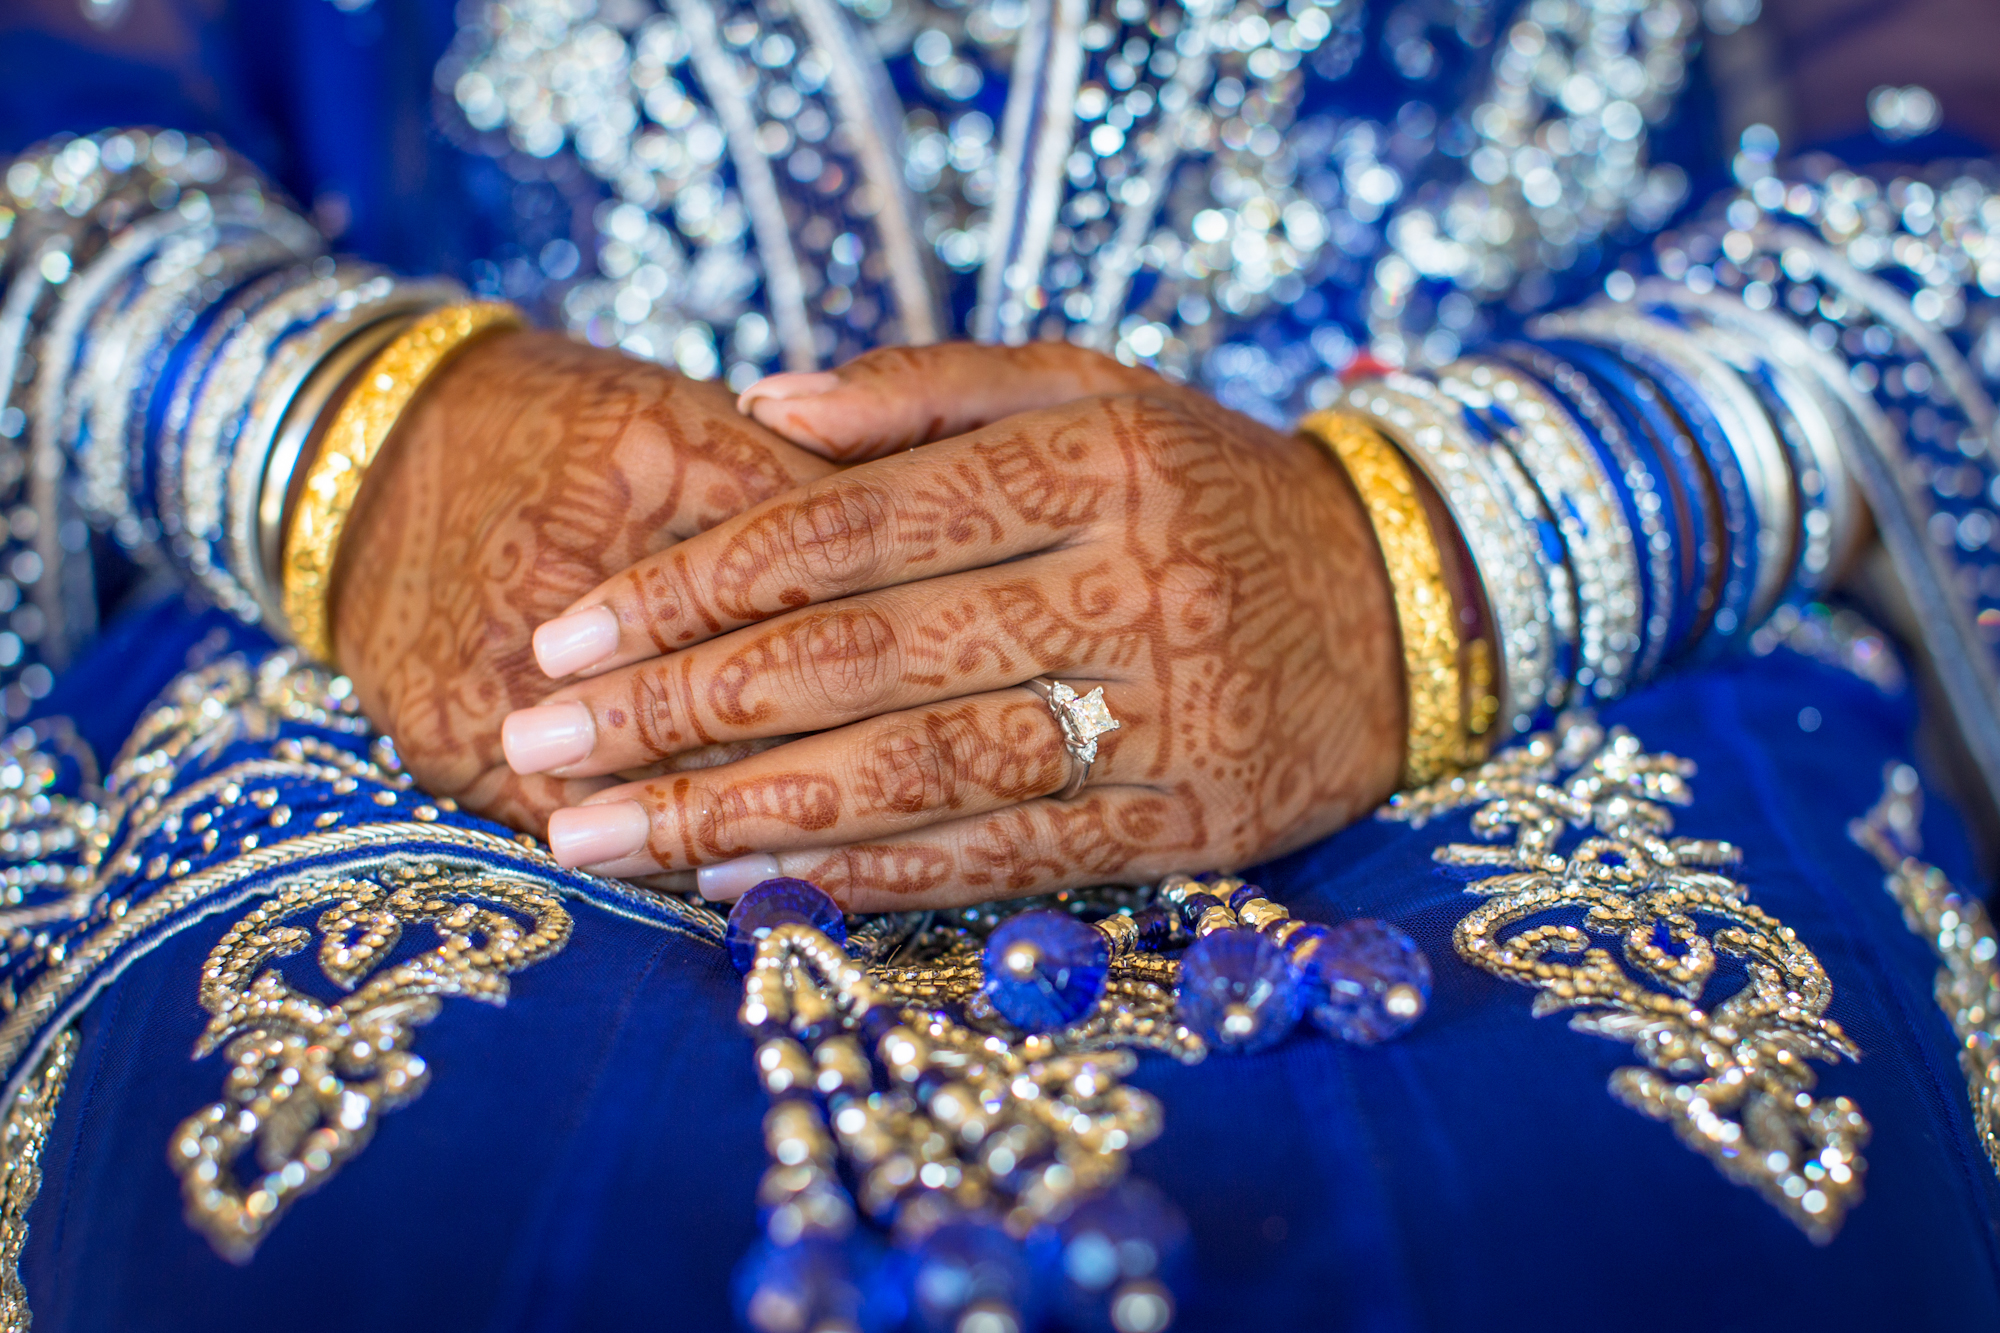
[529,394,1160,680]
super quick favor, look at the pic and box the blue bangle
[1532,311,1762,656]
[1532,337,1722,666]
[1495,343,1679,685]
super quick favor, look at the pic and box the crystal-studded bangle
[1443,358,1643,701]
[1299,410,1467,785]
[1493,343,1680,685]
[282,300,525,662]
[1534,337,1726,663]
[1532,308,1767,650]
[1339,377,1557,737]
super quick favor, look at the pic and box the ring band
[1023,677,1120,800]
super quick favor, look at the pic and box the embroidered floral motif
[1850,764,2000,1181]
[171,865,572,1261]
[1386,714,1869,1242]
[0,1027,74,1333]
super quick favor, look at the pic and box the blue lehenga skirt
[5,594,1997,1332]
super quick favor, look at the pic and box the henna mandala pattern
[1387,715,1870,1242]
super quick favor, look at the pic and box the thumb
[735,341,1166,461]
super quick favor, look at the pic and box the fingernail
[697,852,784,902]
[736,371,842,417]
[548,800,649,868]
[502,702,596,774]
[535,606,620,678]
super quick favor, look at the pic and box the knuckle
[785,479,893,589]
[789,604,902,715]
[865,723,955,815]
[625,665,689,758]
[1158,559,1232,638]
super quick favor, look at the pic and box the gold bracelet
[1299,410,1464,785]
[281,301,524,662]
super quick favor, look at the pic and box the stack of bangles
[1303,247,1876,786]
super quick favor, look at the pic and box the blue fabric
[9,600,1998,1332]
[6,4,2000,1329]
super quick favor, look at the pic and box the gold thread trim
[281,301,524,661]
[1300,410,1464,784]
[0,1027,74,1333]
[1851,765,2000,1179]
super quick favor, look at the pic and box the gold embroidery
[1850,764,2000,1179]
[1389,715,1869,1242]
[0,650,721,1081]
[745,922,1171,1240]
[170,864,571,1261]
[0,1027,75,1333]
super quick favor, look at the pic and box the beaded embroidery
[0,1028,73,1333]
[1388,714,1870,1242]
[172,866,572,1261]
[1850,764,2000,1181]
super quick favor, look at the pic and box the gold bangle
[281,301,524,662]
[1299,410,1464,786]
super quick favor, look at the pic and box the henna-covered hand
[500,343,1404,911]
[331,330,838,830]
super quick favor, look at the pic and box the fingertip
[696,852,784,902]
[547,799,650,869]
[501,701,595,776]
[534,605,620,678]
[735,370,843,418]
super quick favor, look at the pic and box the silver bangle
[245,303,442,631]
[1533,306,1785,641]
[1496,343,1679,685]
[1641,282,1863,596]
[1444,357,1642,701]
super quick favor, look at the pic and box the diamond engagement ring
[1023,677,1121,800]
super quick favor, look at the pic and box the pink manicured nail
[736,371,842,417]
[502,702,595,774]
[534,606,620,678]
[548,800,650,868]
[697,852,783,902]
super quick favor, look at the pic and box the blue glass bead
[1298,919,1433,1045]
[982,910,1109,1031]
[1034,1180,1191,1333]
[1282,923,1330,955]
[1176,929,1300,1053]
[1132,903,1185,951]
[727,878,846,974]
[1226,881,1266,912]
[901,1221,1035,1333]
[733,1237,875,1333]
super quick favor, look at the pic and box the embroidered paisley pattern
[171,865,572,1261]
[1850,764,2000,1182]
[1387,714,1870,1242]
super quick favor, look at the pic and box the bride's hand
[500,343,1403,910]
[331,330,839,830]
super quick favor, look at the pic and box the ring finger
[542,680,1139,876]
[501,550,1135,779]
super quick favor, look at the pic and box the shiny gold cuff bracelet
[281,300,524,663]
[1299,409,1465,786]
